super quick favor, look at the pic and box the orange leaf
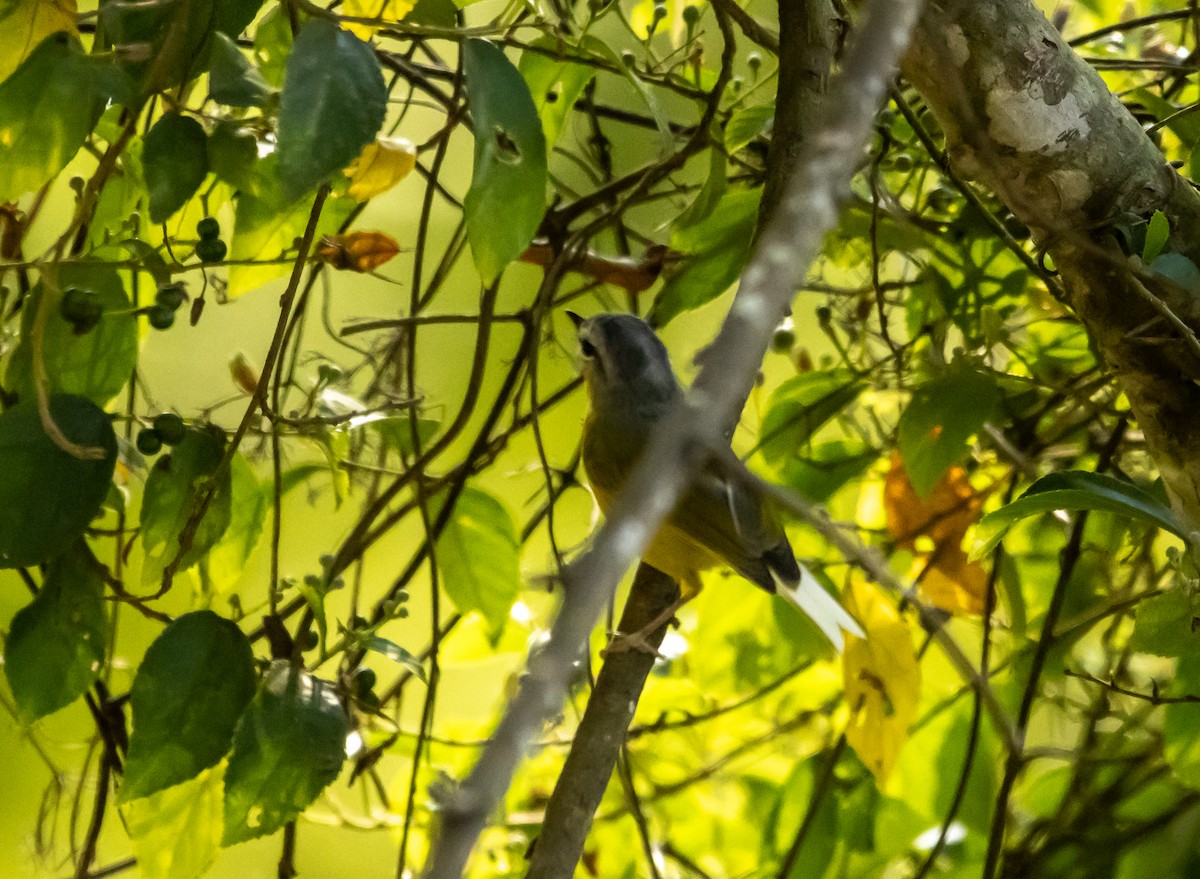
[884,452,980,547]
[843,577,921,787]
[229,352,259,395]
[316,231,400,273]
[913,544,988,615]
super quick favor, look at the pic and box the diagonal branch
[419,0,926,875]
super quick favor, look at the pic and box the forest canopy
[3,1,1200,879]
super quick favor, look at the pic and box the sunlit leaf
[897,365,998,497]
[139,428,232,587]
[341,0,415,39]
[463,38,548,284]
[345,136,417,200]
[1143,209,1170,264]
[120,611,256,803]
[276,18,387,202]
[199,454,268,595]
[725,103,773,154]
[365,636,427,682]
[0,395,117,568]
[1131,588,1200,659]
[436,486,521,637]
[650,188,761,325]
[843,577,920,787]
[123,763,224,879]
[778,438,876,502]
[1164,657,1200,789]
[973,471,1183,559]
[222,661,348,845]
[758,369,863,468]
[4,541,106,720]
[518,36,598,148]
[0,0,76,83]
[0,33,104,201]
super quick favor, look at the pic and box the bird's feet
[601,629,662,658]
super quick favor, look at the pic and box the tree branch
[419,0,925,874]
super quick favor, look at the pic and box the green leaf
[650,188,761,326]
[0,395,117,568]
[123,763,224,879]
[276,18,386,202]
[198,454,268,595]
[973,471,1185,560]
[0,33,104,201]
[1131,588,1200,659]
[778,439,877,502]
[208,32,275,108]
[139,428,233,587]
[1143,209,1170,264]
[758,370,864,469]
[518,36,597,148]
[143,113,209,224]
[768,757,837,878]
[4,542,106,720]
[365,636,427,682]
[897,366,999,497]
[98,0,218,94]
[4,264,138,406]
[588,38,671,154]
[408,0,458,25]
[251,5,292,89]
[222,661,348,845]
[120,611,256,803]
[725,103,773,154]
[215,0,265,40]
[676,144,726,228]
[369,414,440,458]
[1164,656,1200,788]
[463,38,548,284]
[208,121,259,190]
[436,486,521,637]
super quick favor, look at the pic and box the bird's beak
[565,310,585,332]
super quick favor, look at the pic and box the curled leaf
[316,230,400,272]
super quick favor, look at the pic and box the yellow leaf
[340,0,415,40]
[843,578,921,787]
[0,0,77,84]
[345,136,417,201]
[913,544,988,615]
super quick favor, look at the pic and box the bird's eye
[580,339,597,358]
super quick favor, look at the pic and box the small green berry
[770,327,796,354]
[890,153,914,172]
[195,237,227,263]
[155,282,187,310]
[152,413,186,444]
[136,428,163,455]
[60,287,103,333]
[147,303,175,330]
[296,630,319,651]
[197,216,221,240]
[681,4,700,25]
[353,667,377,694]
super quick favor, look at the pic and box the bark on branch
[902,0,1200,531]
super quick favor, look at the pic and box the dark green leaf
[897,366,999,496]
[208,32,275,108]
[215,0,265,39]
[463,38,548,284]
[139,428,232,587]
[365,636,427,682]
[120,611,256,803]
[0,33,104,201]
[650,188,761,326]
[98,0,218,94]
[408,0,457,25]
[4,264,138,406]
[208,121,259,190]
[276,18,386,202]
[768,757,838,877]
[0,395,117,568]
[143,113,209,224]
[222,661,348,845]
[973,471,1184,559]
[1143,210,1170,264]
[758,370,864,469]
[518,36,597,148]
[4,542,106,720]
[1131,588,1200,659]
[436,486,521,636]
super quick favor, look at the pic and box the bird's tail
[774,565,864,652]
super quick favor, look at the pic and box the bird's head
[567,311,681,418]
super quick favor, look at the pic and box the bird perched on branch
[570,311,863,651]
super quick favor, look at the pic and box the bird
[570,310,864,651]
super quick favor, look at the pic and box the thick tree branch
[902,0,1200,531]
[525,565,678,878]
[419,0,925,874]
